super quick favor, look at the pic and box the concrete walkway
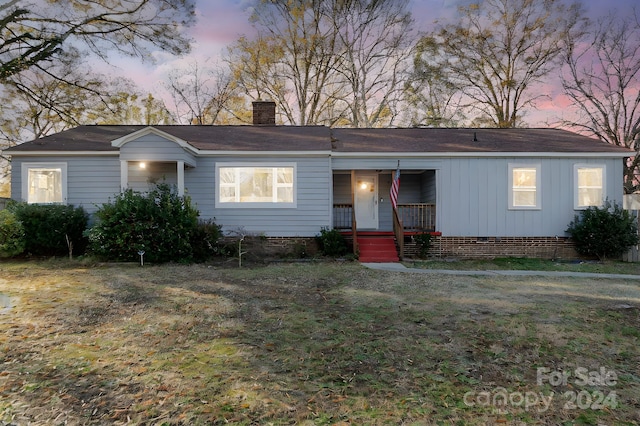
[361,262,640,280]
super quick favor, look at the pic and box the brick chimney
[252,101,276,125]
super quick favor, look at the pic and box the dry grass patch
[0,260,639,425]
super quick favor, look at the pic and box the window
[216,163,296,208]
[574,164,605,209]
[22,163,67,204]
[509,164,540,209]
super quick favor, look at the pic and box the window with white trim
[22,163,67,204]
[574,164,605,209]
[509,164,541,209]
[216,164,296,207]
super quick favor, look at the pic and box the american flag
[390,166,400,210]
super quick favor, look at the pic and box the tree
[330,0,415,128]
[419,0,585,128]
[562,11,640,193]
[229,0,415,127]
[165,59,239,125]
[0,50,103,184]
[89,91,175,125]
[228,1,344,126]
[0,0,195,81]
[405,36,466,127]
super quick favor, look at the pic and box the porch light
[139,162,146,169]
[360,182,368,190]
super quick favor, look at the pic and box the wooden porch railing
[332,203,436,232]
[397,203,436,231]
[392,207,404,259]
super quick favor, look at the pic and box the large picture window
[574,164,605,209]
[509,164,541,209]
[22,163,67,204]
[216,163,296,207]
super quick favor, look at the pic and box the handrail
[351,208,358,256]
[392,207,404,259]
[350,170,358,256]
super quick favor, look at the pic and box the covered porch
[332,169,437,260]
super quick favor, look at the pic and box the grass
[0,259,639,424]
[407,256,640,275]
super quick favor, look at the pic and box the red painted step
[357,236,399,263]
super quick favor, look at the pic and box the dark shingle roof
[4,125,332,152]
[331,128,633,153]
[3,125,633,155]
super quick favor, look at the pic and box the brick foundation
[221,235,579,261]
[404,235,579,260]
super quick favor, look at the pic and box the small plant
[413,232,431,258]
[0,209,25,258]
[566,200,639,260]
[9,203,88,256]
[316,227,348,257]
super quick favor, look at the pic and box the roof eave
[331,151,632,158]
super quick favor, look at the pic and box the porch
[332,170,438,261]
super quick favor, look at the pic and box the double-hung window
[216,163,296,208]
[22,163,67,204]
[509,164,541,209]
[574,164,605,209]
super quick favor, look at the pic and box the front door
[355,174,378,229]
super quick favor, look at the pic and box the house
[3,102,633,260]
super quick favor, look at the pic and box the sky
[109,0,639,127]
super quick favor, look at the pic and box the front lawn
[1,261,639,424]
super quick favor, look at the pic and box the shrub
[414,232,431,258]
[190,219,223,262]
[566,200,639,260]
[9,203,88,256]
[0,209,25,258]
[87,184,206,263]
[316,227,348,257]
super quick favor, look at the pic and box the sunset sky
[111,0,639,126]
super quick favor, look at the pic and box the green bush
[566,200,639,260]
[316,227,348,257]
[87,184,209,263]
[414,232,431,258]
[9,203,88,256]
[0,209,25,258]
[190,219,223,262]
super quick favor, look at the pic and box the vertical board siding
[438,157,625,237]
[421,171,436,203]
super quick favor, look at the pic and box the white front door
[355,174,378,229]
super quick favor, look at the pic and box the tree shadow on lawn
[1,262,639,425]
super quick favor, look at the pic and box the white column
[177,161,185,196]
[120,161,128,192]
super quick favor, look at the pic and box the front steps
[357,233,400,263]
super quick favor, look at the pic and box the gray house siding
[120,135,197,166]
[189,157,331,237]
[437,157,624,237]
[11,156,121,214]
